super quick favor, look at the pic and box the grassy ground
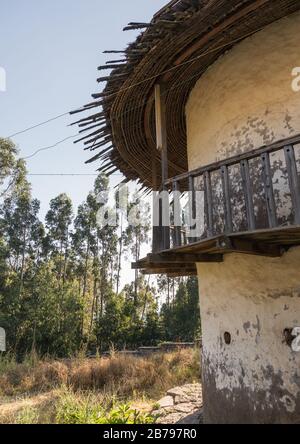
[0,349,201,424]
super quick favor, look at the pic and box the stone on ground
[153,383,203,424]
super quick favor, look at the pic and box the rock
[167,384,201,398]
[157,395,174,408]
[158,413,185,424]
[177,409,203,425]
[153,383,203,425]
[173,403,198,414]
[167,386,186,397]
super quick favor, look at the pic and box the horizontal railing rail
[164,133,300,185]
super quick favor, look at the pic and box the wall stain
[243,321,251,333]
[203,357,300,424]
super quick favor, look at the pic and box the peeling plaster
[186,13,300,169]
[197,248,300,423]
[186,11,300,171]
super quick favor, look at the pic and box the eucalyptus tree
[94,175,118,324]
[115,184,129,295]
[72,174,118,343]
[0,161,44,351]
[72,194,98,339]
[124,191,151,304]
[45,194,73,285]
[0,138,20,199]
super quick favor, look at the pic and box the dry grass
[0,356,70,396]
[0,349,201,424]
[69,350,200,398]
[0,349,200,399]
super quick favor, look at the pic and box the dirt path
[0,385,202,424]
[0,391,57,422]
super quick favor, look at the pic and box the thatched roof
[72,0,300,189]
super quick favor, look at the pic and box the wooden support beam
[135,263,195,270]
[148,253,223,264]
[155,83,168,184]
[166,272,198,277]
[142,264,197,270]
[141,268,197,276]
[152,145,161,253]
[132,253,223,270]
[216,236,284,257]
[155,83,170,251]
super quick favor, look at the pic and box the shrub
[55,389,156,424]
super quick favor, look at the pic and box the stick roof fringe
[71,0,300,190]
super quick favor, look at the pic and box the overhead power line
[5,26,266,140]
[7,112,70,139]
[22,134,78,160]
[27,173,124,177]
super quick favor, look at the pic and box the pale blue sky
[0,1,166,288]
[0,0,166,217]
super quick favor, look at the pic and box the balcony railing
[153,134,300,254]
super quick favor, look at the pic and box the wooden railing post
[284,145,300,225]
[261,152,277,228]
[152,190,162,253]
[188,175,198,243]
[151,143,161,253]
[240,159,255,230]
[204,171,213,237]
[221,165,233,234]
[173,181,182,247]
[161,191,170,251]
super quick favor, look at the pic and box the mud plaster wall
[186,12,300,233]
[197,248,300,423]
[186,12,300,423]
[186,11,300,169]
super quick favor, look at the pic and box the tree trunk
[82,236,90,300]
[116,213,123,295]
[19,225,26,297]
[62,230,69,285]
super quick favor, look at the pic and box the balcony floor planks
[134,225,300,275]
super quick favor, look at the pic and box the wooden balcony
[133,134,300,276]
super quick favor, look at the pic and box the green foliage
[0,141,200,358]
[56,390,156,424]
[0,138,26,199]
[104,405,156,425]
[16,407,39,424]
[160,278,201,342]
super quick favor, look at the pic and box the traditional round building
[74,1,300,424]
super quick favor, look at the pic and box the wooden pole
[152,145,161,253]
[154,83,170,250]
[155,83,168,184]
